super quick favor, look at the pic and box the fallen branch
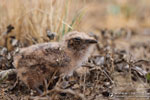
[42,87,86,100]
[28,96,51,100]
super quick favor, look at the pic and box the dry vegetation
[0,0,150,100]
[0,0,84,50]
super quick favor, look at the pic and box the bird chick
[13,31,97,93]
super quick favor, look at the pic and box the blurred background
[81,0,150,31]
[0,0,150,50]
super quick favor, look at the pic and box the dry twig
[0,69,16,83]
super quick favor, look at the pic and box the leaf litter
[0,27,150,100]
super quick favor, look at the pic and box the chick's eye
[73,37,81,41]
[68,37,81,46]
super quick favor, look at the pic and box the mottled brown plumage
[13,31,97,93]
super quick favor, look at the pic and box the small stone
[93,56,105,66]
[0,47,7,56]
[7,53,11,60]
[47,30,56,40]
[11,39,18,47]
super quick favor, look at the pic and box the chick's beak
[85,39,97,44]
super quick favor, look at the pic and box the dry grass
[1,0,150,49]
[0,0,85,50]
